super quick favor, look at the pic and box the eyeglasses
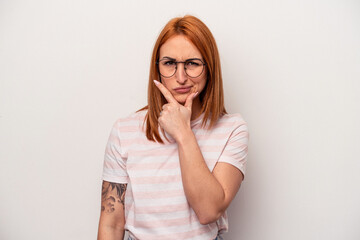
[156,57,206,78]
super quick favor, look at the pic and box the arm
[177,129,243,225]
[98,181,127,240]
[154,80,245,224]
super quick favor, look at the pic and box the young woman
[98,15,249,240]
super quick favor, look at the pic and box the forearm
[177,129,226,224]
[98,181,127,240]
[98,224,125,240]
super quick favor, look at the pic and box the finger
[153,80,177,104]
[184,91,198,110]
[162,103,170,110]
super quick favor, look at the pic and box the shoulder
[213,113,249,142]
[216,113,247,130]
[112,110,147,132]
[114,110,147,124]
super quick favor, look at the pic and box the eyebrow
[161,56,176,61]
[160,56,203,61]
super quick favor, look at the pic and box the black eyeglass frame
[156,58,207,78]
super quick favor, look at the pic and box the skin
[97,181,127,240]
[154,35,244,224]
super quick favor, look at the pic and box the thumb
[184,91,198,110]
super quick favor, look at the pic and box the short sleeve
[217,119,249,178]
[102,121,129,183]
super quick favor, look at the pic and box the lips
[173,86,192,94]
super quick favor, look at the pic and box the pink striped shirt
[102,110,248,240]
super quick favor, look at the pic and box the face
[158,35,207,105]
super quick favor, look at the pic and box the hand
[154,80,198,141]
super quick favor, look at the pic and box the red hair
[139,15,227,143]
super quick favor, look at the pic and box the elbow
[197,210,223,225]
[194,194,227,225]
[198,216,217,225]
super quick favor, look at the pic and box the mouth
[173,86,193,94]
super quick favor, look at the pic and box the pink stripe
[227,141,248,148]
[222,150,247,158]
[132,189,184,199]
[130,147,178,157]
[127,161,179,170]
[191,122,228,130]
[195,132,229,140]
[131,174,182,184]
[125,203,189,214]
[132,225,213,240]
[108,132,121,146]
[128,215,199,228]
[116,114,145,123]
[238,131,249,138]
[199,145,223,152]
[115,119,141,124]
[189,119,241,130]
[105,146,124,160]
[121,138,144,147]
[117,126,141,132]
[103,159,122,169]
[215,121,240,128]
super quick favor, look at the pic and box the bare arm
[177,130,243,225]
[154,80,244,225]
[98,181,127,240]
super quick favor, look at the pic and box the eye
[163,60,176,66]
[186,60,201,66]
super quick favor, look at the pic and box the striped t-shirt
[102,110,248,240]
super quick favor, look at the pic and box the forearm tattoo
[101,181,127,213]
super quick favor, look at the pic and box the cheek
[161,78,170,89]
[194,75,207,90]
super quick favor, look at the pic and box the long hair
[139,15,227,143]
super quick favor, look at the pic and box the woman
[98,15,248,240]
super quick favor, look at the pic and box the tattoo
[101,181,127,213]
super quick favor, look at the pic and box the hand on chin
[173,94,189,105]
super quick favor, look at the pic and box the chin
[175,98,186,105]
[174,95,188,105]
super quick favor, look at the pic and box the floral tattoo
[101,181,127,213]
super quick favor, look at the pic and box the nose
[175,62,187,84]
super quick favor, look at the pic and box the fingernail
[193,92,199,99]
[153,80,160,85]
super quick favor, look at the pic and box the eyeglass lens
[158,59,204,78]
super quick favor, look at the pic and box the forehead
[159,35,202,60]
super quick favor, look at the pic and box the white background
[1,0,359,239]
